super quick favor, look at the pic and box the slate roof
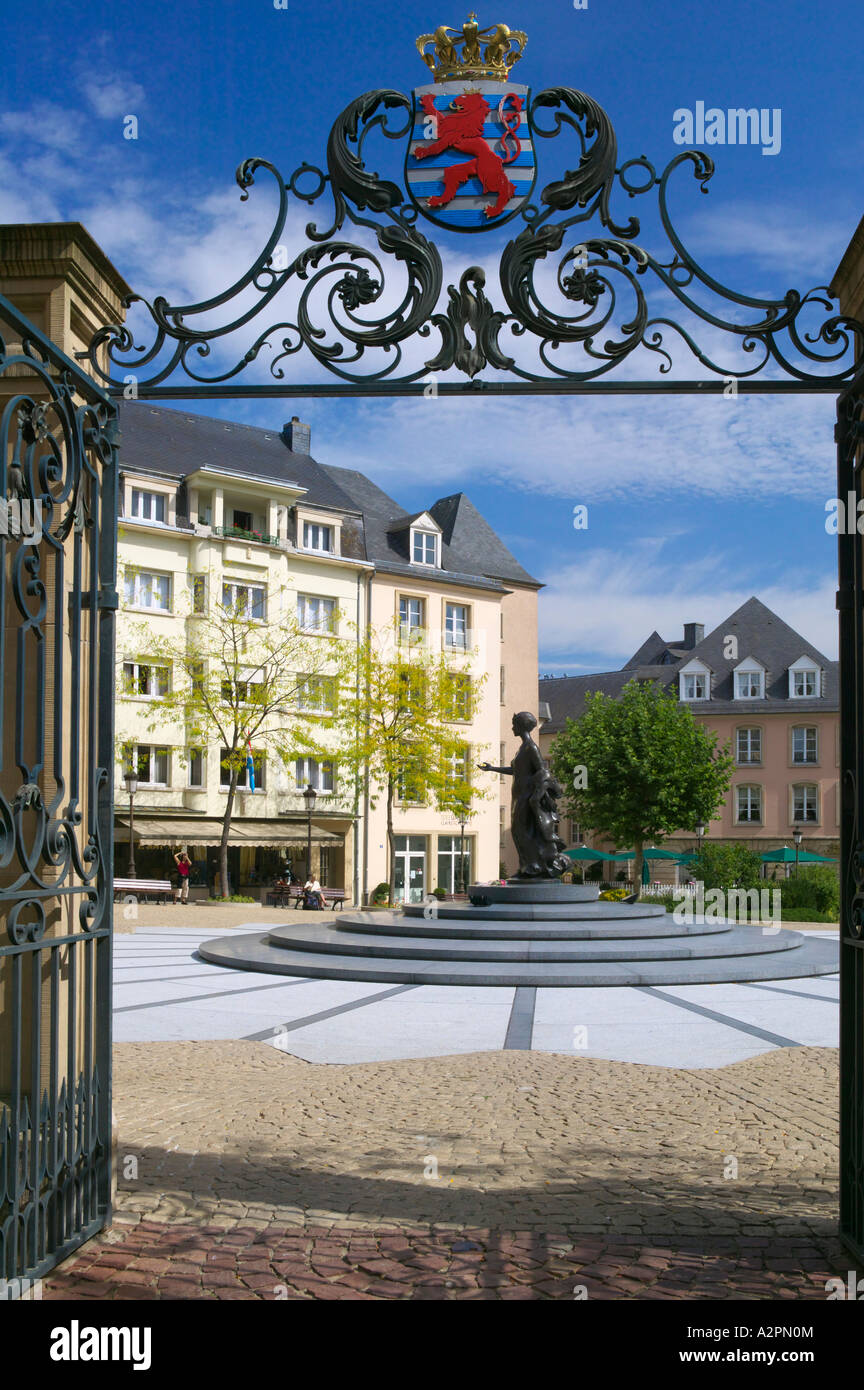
[116,402,361,513]
[540,597,838,734]
[321,468,541,589]
[116,403,539,591]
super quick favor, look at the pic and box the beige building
[539,597,839,877]
[0,222,542,905]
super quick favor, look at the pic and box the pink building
[539,597,839,870]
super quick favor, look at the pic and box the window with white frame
[221,582,265,620]
[792,726,818,764]
[220,747,264,790]
[446,671,473,722]
[125,744,169,787]
[790,665,819,698]
[295,757,335,793]
[411,529,438,566]
[444,744,471,795]
[735,666,764,699]
[187,748,204,788]
[122,662,169,698]
[437,834,472,894]
[736,727,762,764]
[445,602,469,650]
[736,784,762,823]
[302,521,332,553]
[681,671,708,700]
[130,488,166,523]
[124,571,171,612]
[399,595,425,641]
[298,594,337,634]
[792,783,818,822]
[296,674,337,713]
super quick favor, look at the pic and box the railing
[213,524,281,546]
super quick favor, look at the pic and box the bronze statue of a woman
[479,711,570,880]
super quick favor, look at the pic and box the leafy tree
[689,842,762,893]
[329,618,490,904]
[117,565,339,898]
[550,679,734,889]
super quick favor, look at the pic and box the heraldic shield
[406,81,535,232]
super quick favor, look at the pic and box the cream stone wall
[364,572,503,899]
[115,469,372,896]
[499,582,541,875]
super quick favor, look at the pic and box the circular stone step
[197,930,838,987]
[337,911,724,940]
[401,901,666,922]
[262,922,804,964]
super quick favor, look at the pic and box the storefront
[114,814,351,899]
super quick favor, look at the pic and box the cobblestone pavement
[43,1042,853,1300]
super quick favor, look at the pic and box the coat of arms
[405,15,535,232]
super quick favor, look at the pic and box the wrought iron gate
[0,292,117,1289]
[837,373,864,1262]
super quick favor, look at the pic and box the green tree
[689,842,762,893]
[550,679,734,888]
[329,618,490,904]
[117,565,339,899]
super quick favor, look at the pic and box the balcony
[213,524,281,547]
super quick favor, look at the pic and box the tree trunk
[386,779,396,907]
[633,837,644,898]
[219,771,238,900]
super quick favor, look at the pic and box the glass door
[394,835,427,903]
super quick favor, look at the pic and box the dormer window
[733,657,765,700]
[130,488,166,523]
[412,529,438,566]
[679,659,710,701]
[303,521,332,554]
[789,656,820,698]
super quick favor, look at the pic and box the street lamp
[793,823,803,877]
[458,804,468,896]
[123,770,138,878]
[303,783,317,880]
[695,819,706,852]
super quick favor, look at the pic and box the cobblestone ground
[43,1042,853,1300]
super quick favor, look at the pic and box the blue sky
[3,0,860,671]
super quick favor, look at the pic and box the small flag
[246,737,256,792]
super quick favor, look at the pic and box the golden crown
[416,14,527,83]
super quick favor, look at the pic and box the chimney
[683,622,704,649]
[282,416,311,455]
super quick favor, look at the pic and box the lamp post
[303,783,317,881]
[695,819,706,854]
[458,804,468,896]
[793,823,803,877]
[123,770,138,878]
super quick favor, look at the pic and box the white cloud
[538,543,837,669]
[83,79,146,120]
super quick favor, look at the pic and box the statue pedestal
[468,881,600,904]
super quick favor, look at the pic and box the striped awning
[114,817,343,847]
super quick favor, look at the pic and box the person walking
[173,849,192,904]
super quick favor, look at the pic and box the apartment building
[539,597,840,866]
[113,403,541,902]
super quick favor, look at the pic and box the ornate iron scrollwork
[79,81,864,393]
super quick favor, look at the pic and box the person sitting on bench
[303,876,327,910]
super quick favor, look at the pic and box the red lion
[413,92,517,219]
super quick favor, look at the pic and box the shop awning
[115,817,343,847]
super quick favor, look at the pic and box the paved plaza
[40,912,854,1300]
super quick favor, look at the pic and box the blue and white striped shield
[406,81,535,232]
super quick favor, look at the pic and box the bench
[114,878,173,902]
[266,886,348,909]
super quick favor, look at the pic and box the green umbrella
[564,846,617,862]
[641,859,651,885]
[759,846,837,864]
[609,848,685,861]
